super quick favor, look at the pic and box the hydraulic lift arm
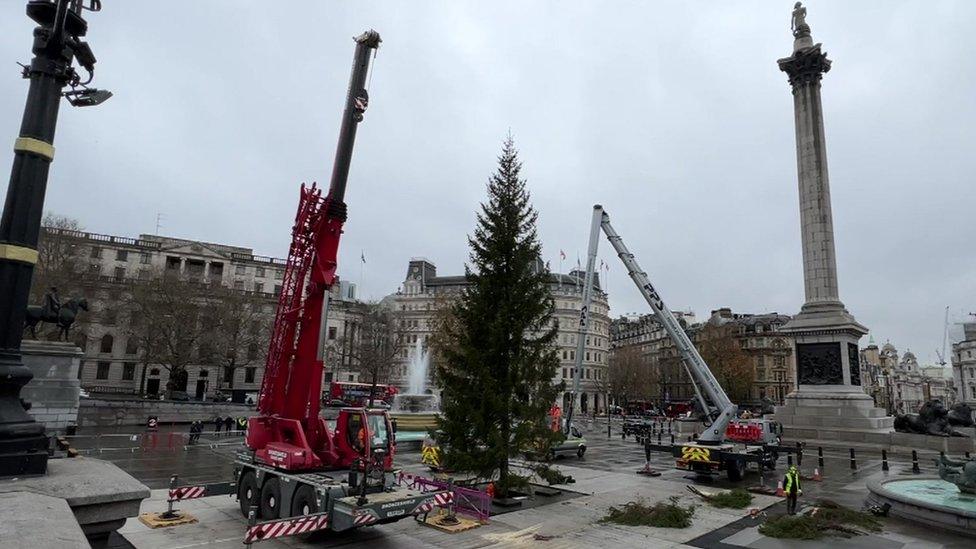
[591,205,738,444]
[564,207,602,432]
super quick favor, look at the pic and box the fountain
[866,457,976,537]
[389,340,440,440]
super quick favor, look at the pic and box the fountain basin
[866,477,976,537]
[390,395,439,430]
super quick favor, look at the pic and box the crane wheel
[238,470,260,518]
[260,477,282,519]
[291,484,319,517]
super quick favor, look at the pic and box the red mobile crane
[235,31,449,531]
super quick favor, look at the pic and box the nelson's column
[773,3,893,441]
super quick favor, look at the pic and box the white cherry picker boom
[575,205,784,481]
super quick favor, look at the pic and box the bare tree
[696,324,754,404]
[338,302,405,407]
[123,273,217,397]
[607,346,657,408]
[207,288,272,396]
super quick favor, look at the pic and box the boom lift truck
[234,30,450,532]
[577,205,784,481]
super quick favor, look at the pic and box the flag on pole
[361,251,366,264]
[560,250,566,260]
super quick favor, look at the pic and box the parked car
[548,425,587,460]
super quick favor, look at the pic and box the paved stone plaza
[67,420,972,548]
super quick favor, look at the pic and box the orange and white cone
[812,467,822,481]
[775,480,785,497]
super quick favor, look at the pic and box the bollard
[881,449,889,472]
[849,448,857,471]
[162,475,178,519]
[796,442,803,467]
[817,446,824,471]
[787,454,793,467]
[668,421,672,434]
[657,432,662,445]
[621,428,626,440]
[912,450,920,474]
[670,434,675,445]
[607,422,611,439]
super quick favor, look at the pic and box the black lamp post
[0,0,108,477]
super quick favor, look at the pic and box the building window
[96,361,111,380]
[328,327,337,340]
[234,280,244,290]
[115,249,127,261]
[235,264,246,275]
[275,270,283,280]
[562,368,567,378]
[114,266,125,281]
[198,369,208,378]
[122,363,135,381]
[245,367,256,383]
[247,342,259,360]
[274,284,281,296]
[90,246,101,259]
[256,267,266,278]
[99,334,114,354]
[347,374,354,382]
[254,282,264,293]
[125,338,138,355]
[140,252,151,264]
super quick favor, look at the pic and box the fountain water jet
[390,340,440,437]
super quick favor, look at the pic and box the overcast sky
[1,1,973,363]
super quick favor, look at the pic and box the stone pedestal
[0,457,149,540]
[20,340,83,433]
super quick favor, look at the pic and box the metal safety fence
[396,472,491,523]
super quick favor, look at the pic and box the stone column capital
[778,45,831,90]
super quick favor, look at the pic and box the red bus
[327,381,398,407]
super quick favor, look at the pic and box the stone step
[780,405,888,419]
[777,414,894,430]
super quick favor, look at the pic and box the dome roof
[881,342,897,353]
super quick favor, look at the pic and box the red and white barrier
[244,513,330,544]
[169,485,206,501]
[412,491,454,515]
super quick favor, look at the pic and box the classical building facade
[609,308,797,408]
[952,322,976,407]
[860,340,954,415]
[33,226,364,402]
[384,258,612,413]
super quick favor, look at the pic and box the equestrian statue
[24,286,88,341]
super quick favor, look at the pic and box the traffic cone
[775,480,785,497]
[812,467,822,481]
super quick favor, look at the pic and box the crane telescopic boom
[247,30,382,471]
[589,205,737,444]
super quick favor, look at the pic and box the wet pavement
[74,419,975,547]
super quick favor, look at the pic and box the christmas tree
[436,136,562,496]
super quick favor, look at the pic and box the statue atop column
[790,2,814,51]
[791,3,810,37]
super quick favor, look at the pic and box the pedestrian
[188,421,199,444]
[783,464,802,515]
[214,415,223,433]
[224,416,234,432]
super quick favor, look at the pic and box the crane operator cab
[334,408,395,471]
